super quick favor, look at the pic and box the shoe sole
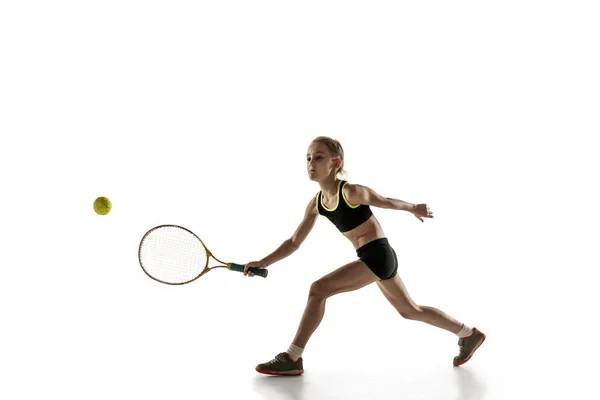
[256,367,304,376]
[453,334,486,367]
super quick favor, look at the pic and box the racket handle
[228,263,268,278]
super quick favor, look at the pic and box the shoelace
[266,353,287,365]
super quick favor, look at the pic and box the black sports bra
[316,180,373,232]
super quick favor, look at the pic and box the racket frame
[138,224,266,285]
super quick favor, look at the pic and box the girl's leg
[377,273,463,333]
[377,273,486,366]
[255,259,379,375]
[292,259,379,347]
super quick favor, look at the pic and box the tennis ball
[93,196,112,215]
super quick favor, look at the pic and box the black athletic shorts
[356,237,398,281]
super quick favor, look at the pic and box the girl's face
[306,141,339,181]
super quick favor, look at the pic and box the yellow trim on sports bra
[315,192,320,214]
[320,180,342,211]
[341,181,361,209]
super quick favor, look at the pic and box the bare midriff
[342,215,386,250]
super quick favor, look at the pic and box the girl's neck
[319,177,341,197]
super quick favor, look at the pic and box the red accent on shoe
[453,333,486,367]
[255,367,304,376]
[284,352,302,363]
[459,327,476,339]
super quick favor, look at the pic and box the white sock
[286,344,304,362]
[457,323,473,338]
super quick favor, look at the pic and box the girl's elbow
[288,237,301,250]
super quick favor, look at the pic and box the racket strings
[139,226,208,284]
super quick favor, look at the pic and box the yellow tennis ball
[93,196,112,215]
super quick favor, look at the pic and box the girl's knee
[399,306,423,320]
[309,279,330,299]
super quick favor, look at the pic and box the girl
[243,136,485,376]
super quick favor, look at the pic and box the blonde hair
[312,136,347,178]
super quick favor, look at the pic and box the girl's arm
[245,196,318,272]
[344,183,433,222]
[344,183,416,211]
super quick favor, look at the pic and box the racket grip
[228,263,268,278]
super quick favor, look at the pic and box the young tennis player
[243,136,485,376]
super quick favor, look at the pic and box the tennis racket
[138,224,268,285]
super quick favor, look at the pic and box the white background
[1,1,599,399]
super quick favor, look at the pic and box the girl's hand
[412,204,434,222]
[243,260,268,277]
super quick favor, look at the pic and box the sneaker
[255,352,304,376]
[453,327,486,366]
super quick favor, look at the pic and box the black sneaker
[256,352,304,376]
